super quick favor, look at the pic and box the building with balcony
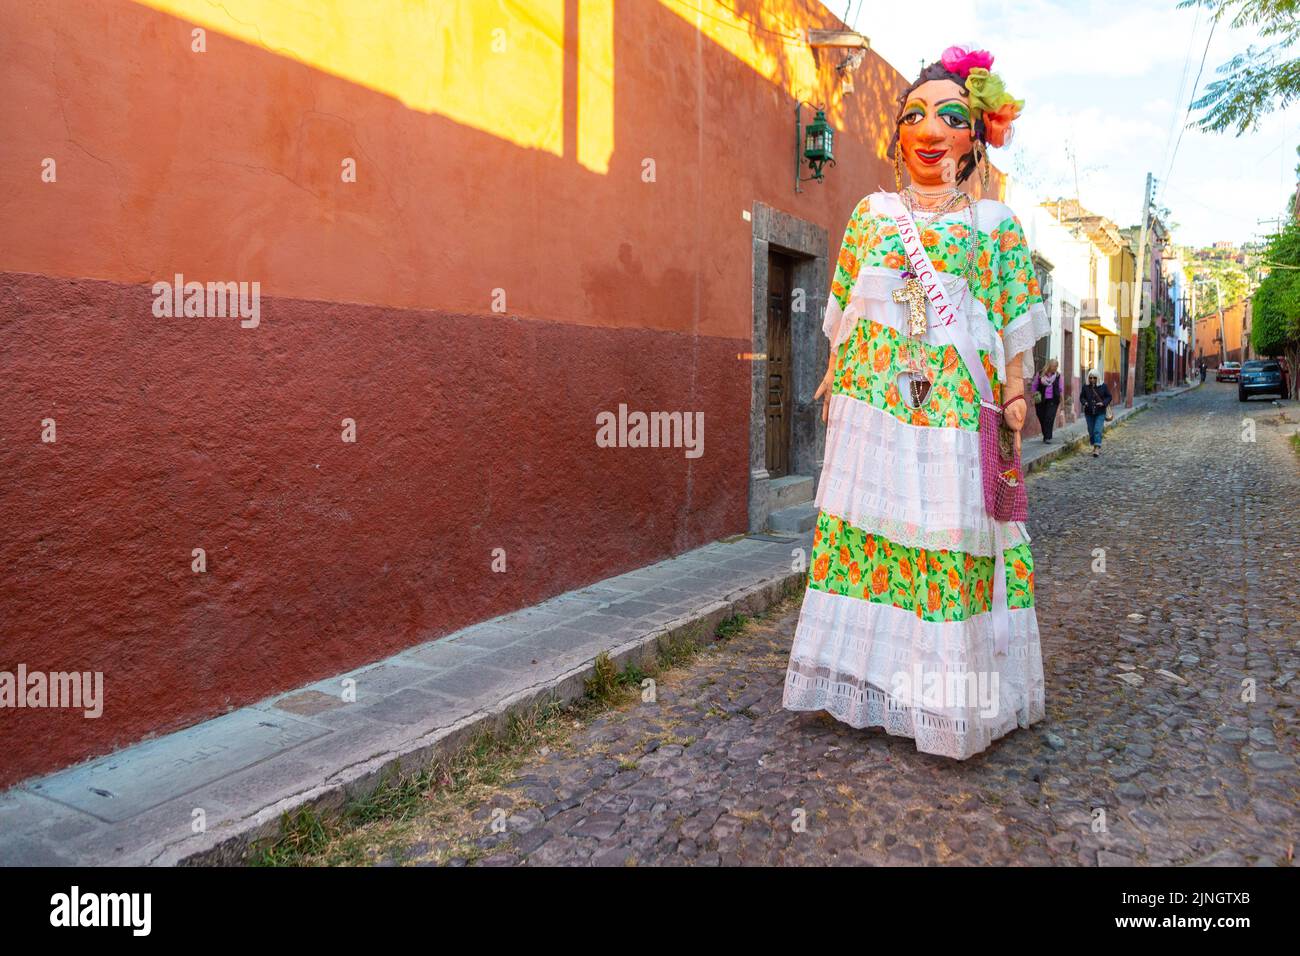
[1036,198,1131,402]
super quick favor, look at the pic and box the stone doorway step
[764,474,818,533]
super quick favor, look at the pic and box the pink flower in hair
[940,45,994,78]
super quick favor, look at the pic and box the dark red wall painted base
[0,270,749,787]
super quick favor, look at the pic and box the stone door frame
[748,202,829,532]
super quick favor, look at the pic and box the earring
[894,145,904,192]
[976,141,990,192]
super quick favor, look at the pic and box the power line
[1159,10,1220,208]
[1157,5,1201,181]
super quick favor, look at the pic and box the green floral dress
[782,191,1050,759]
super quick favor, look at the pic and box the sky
[843,0,1299,247]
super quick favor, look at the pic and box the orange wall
[1194,301,1247,363]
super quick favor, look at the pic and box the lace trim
[816,393,1029,556]
[822,291,846,344]
[1002,301,1051,379]
[784,588,1046,760]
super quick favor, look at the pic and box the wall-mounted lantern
[792,29,867,192]
[796,102,834,193]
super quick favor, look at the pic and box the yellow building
[1041,200,1129,396]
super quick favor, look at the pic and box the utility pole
[1126,172,1153,407]
[1215,276,1226,364]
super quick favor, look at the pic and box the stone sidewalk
[0,381,1201,867]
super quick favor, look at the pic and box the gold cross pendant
[891,276,928,337]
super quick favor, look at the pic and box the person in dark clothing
[1030,358,1062,442]
[1198,358,1206,384]
[1081,368,1112,457]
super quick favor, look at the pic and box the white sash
[875,191,1015,656]
[876,192,995,405]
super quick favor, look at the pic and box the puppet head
[889,46,1024,188]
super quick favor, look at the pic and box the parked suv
[1238,359,1286,401]
[1216,361,1241,382]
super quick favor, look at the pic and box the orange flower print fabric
[827,198,871,316]
[828,203,1043,429]
[836,320,985,431]
[986,214,1042,334]
[809,511,1035,621]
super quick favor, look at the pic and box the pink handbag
[978,400,1028,522]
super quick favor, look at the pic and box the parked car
[1216,361,1241,382]
[1238,359,1287,401]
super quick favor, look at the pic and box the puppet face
[897,78,976,188]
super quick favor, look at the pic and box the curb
[178,562,809,865]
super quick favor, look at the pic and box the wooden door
[765,253,793,478]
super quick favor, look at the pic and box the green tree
[1252,217,1300,398]
[1178,0,1300,135]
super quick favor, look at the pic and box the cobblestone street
[376,385,1299,866]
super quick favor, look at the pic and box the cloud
[857,0,1200,86]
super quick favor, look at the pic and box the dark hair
[887,61,985,185]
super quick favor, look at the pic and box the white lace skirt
[784,587,1045,759]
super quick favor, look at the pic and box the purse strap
[876,192,996,406]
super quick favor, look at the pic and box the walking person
[1198,358,1206,384]
[1081,368,1112,458]
[1031,358,1062,442]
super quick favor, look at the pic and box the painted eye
[940,112,971,129]
[902,110,924,125]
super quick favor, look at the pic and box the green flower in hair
[964,67,1022,114]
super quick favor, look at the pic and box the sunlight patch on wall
[133,0,613,172]
[656,0,820,101]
